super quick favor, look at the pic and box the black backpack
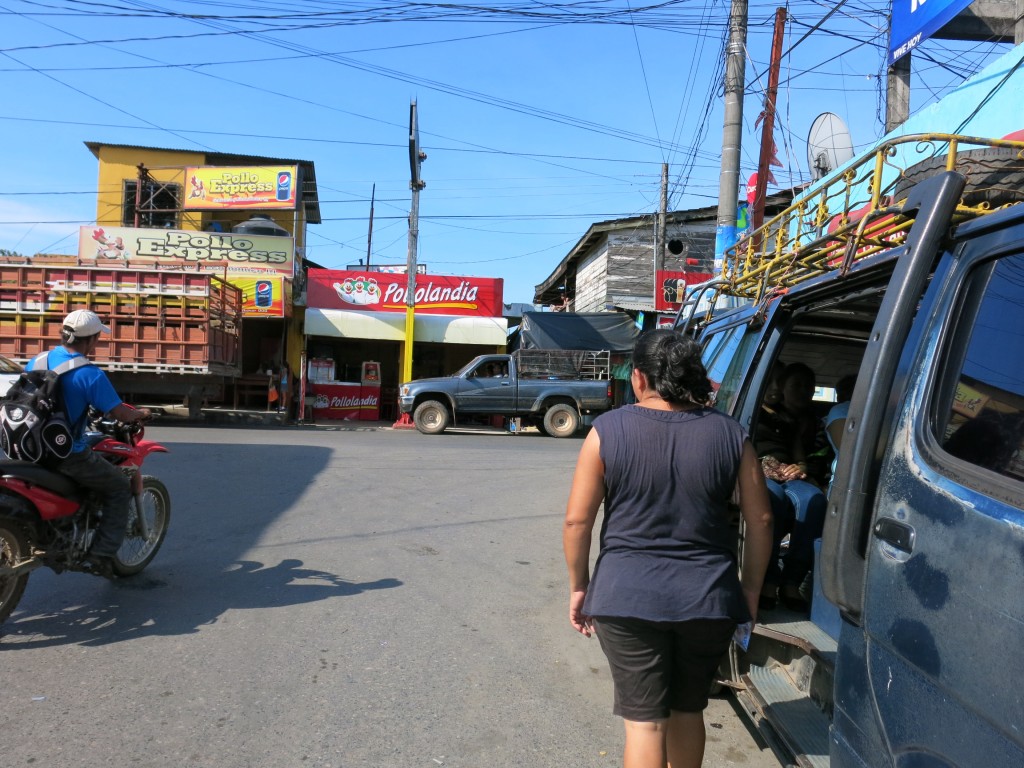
[0,353,92,464]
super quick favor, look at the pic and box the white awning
[305,308,508,345]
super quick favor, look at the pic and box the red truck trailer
[0,265,242,413]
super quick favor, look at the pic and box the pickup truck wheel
[413,400,450,435]
[543,404,579,438]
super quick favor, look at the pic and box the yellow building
[85,141,322,408]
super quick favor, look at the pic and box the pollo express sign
[184,165,298,209]
[307,269,503,317]
[78,225,294,277]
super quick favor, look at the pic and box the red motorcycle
[0,411,171,624]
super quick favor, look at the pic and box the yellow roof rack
[720,133,1024,303]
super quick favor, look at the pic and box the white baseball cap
[63,309,110,338]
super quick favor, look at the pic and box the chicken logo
[333,276,381,306]
[91,228,130,261]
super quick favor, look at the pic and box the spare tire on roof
[893,147,1024,208]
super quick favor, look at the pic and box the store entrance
[304,337,503,421]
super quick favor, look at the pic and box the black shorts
[593,616,736,721]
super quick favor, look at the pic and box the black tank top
[582,404,750,623]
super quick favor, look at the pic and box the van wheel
[543,404,579,438]
[895,147,1024,208]
[414,400,450,435]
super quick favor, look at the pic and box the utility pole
[394,102,426,429]
[751,7,787,234]
[403,101,426,382]
[715,0,749,271]
[366,183,375,269]
[886,53,912,132]
[655,162,668,305]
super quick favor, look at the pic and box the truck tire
[414,400,450,435]
[894,147,1024,208]
[543,404,580,438]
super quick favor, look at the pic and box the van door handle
[873,518,915,554]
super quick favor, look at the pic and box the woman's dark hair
[633,329,712,405]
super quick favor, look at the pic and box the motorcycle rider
[30,309,152,577]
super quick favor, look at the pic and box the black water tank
[232,214,290,237]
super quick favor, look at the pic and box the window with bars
[122,180,181,228]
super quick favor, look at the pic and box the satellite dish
[807,113,855,181]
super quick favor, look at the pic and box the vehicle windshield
[454,357,487,377]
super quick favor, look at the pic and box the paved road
[1,423,781,768]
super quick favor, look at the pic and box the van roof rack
[714,134,1024,307]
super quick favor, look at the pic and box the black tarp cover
[514,311,639,353]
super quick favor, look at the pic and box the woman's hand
[778,462,807,481]
[569,589,594,637]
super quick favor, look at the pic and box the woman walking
[563,330,773,768]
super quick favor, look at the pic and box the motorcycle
[0,409,171,624]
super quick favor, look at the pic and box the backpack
[0,353,92,464]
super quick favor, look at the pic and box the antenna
[807,112,855,181]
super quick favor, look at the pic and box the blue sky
[0,0,1011,304]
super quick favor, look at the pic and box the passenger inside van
[754,362,828,612]
[824,375,857,494]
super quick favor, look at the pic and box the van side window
[934,254,1024,482]
[702,325,760,414]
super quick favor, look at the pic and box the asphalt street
[0,423,782,768]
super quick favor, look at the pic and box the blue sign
[890,0,973,65]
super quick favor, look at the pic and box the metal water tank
[232,214,290,237]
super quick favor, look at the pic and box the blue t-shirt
[30,347,122,453]
[824,400,850,492]
[582,405,751,623]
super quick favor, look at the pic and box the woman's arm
[563,428,605,637]
[737,439,774,623]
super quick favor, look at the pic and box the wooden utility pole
[366,183,375,269]
[714,0,748,269]
[751,7,787,234]
[655,162,668,303]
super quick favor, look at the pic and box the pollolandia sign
[78,226,295,277]
[183,165,298,209]
[306,269,503,317]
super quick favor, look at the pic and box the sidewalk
[154,404,394,429]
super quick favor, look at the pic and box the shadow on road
[1,558,401,648]
[2,440,402,646]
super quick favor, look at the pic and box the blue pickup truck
[398,350,614,437]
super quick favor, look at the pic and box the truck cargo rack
[513,349,611,380]
[0,265,242,374]
[701,133,1024,315]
